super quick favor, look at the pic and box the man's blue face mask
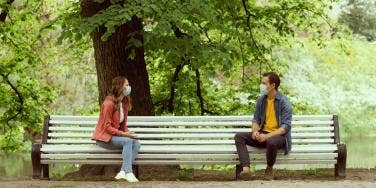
[259,84,268,96]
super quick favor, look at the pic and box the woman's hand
[122,131,138,138]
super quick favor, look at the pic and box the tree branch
[153,99,168,106]
[195,69,205,115]
[195,69,218,115]
[0,73,24,122]
[167,60,189,112]
[241,0,275,78]
[167,24,218,115]
[226,5,250,82]
[165,25,192,113]
[197,24,212,42]
[241,0,261,56]
[171,23,190,39]
[0,0,15,22]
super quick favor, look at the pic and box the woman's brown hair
[108,76,132,111]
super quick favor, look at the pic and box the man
[234,72,292,178]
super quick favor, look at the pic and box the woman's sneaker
[115,171,139,182]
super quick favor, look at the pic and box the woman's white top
[119,102,124,123]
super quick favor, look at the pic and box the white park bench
[31,115,347,180]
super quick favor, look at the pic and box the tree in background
[1,0,334,151]
[0,0,96,150]
[80,0,154,115]
[59,0,332,116]
[0,0,56,150]
[339,0,376,41]
[59,0,334,176]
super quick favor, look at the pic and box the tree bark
[80,0,154,115]
[71,0,154,178]
[0,0,14,22]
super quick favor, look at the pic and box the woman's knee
[112,136,132,146]
[133,139,141,149]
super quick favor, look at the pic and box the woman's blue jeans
[96,136,141,173]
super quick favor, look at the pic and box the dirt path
[1,179,376,188]
[1,168,375,188]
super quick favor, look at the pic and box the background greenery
[0,0,375,153]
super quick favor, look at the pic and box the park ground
[1,168,375,188]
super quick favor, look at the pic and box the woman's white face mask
[123,85,131,96]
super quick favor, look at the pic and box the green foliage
[141,0,331,115]
[0,0,97,151]
[0,151,32,176]
[0,0,55,150]
[303,168,326,176]
[281,35,376,137]
[339,0,376,41]
[4,0,372,153]
[56,0,333,117]
[177,168,194,179]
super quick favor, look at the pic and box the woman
[92,76,141,182]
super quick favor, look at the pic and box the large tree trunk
[80,0,154,115]
[67,0,154,178]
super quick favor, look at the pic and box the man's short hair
[262,72,280,90]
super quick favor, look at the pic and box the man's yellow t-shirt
[263,98,278,133]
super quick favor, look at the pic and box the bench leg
[132,165,139,178]
[235,164,242,180]
[335,144,347,177]
[31,143,42,179]
[42,164,50,180]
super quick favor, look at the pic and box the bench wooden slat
[41,144,337,153]
[46,138,334,145]
[49,120,333,126]
[50,115,333,122]
[48,127,334,133]
[47,132,334,139]
[41,159,337,165]
[41,153,338,160]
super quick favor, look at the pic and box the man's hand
[122,131,137,138]
[252,131,260,140]
[257,133,268,142]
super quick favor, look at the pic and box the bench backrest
[43,115,339,146]
[39,115,341,165]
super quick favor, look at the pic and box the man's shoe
[264,166,274,180]
[265,166,273,175]
[236,165,251,180]
[238,170,251,180]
